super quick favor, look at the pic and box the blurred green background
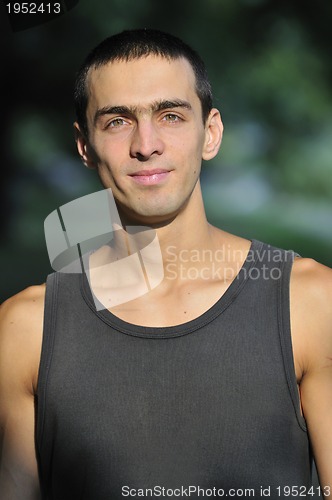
[1,0,332,302]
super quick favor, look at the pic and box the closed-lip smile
[129,169,171,185]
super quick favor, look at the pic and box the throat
[107,274,234,328]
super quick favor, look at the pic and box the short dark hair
[74,29,213,136]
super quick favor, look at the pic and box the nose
[130,121,164,161]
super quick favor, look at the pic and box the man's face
[79,55,216,225]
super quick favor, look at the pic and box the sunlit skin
[74,55,248,324]
[75,56,221,227]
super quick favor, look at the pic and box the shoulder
[291,257,332,315]
[290,257,332,376]
[0,284,46,333]
[0,284,46,393]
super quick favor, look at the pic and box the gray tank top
[36,240,313,499]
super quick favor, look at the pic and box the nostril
[135,152,152,162]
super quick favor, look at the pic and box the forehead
[86,56,199,113]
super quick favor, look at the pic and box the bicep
[291,259,332,498]
[0,291,44,500]
[301,367,332,498]
[0,395,41,500]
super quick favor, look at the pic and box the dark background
[1,0,332,301]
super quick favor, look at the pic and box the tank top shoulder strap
[37,272,59,449]
[274,247,307,431]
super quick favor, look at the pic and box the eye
[107,118,127,128]
[163,113,181,123]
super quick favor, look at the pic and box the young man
[0,29,331,500]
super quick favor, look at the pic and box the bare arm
[0,286,45,500]
[291,258,332,498]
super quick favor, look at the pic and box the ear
[202,109,223,161]
[73,122,97,169]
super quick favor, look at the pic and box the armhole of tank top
[277,252,307,432]
[36,272,59,451]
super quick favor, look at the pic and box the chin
[118,202,181,227]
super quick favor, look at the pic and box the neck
[88,182,251,305]
[114,181,215,260]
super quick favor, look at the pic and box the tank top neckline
[80,239,264,338]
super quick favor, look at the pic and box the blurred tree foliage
[1,0,332,301]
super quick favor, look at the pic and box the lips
[129,169,171,185]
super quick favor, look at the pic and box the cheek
[169,128,204,155]
[93,132,131,160]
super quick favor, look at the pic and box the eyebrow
[94,99,192,126]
